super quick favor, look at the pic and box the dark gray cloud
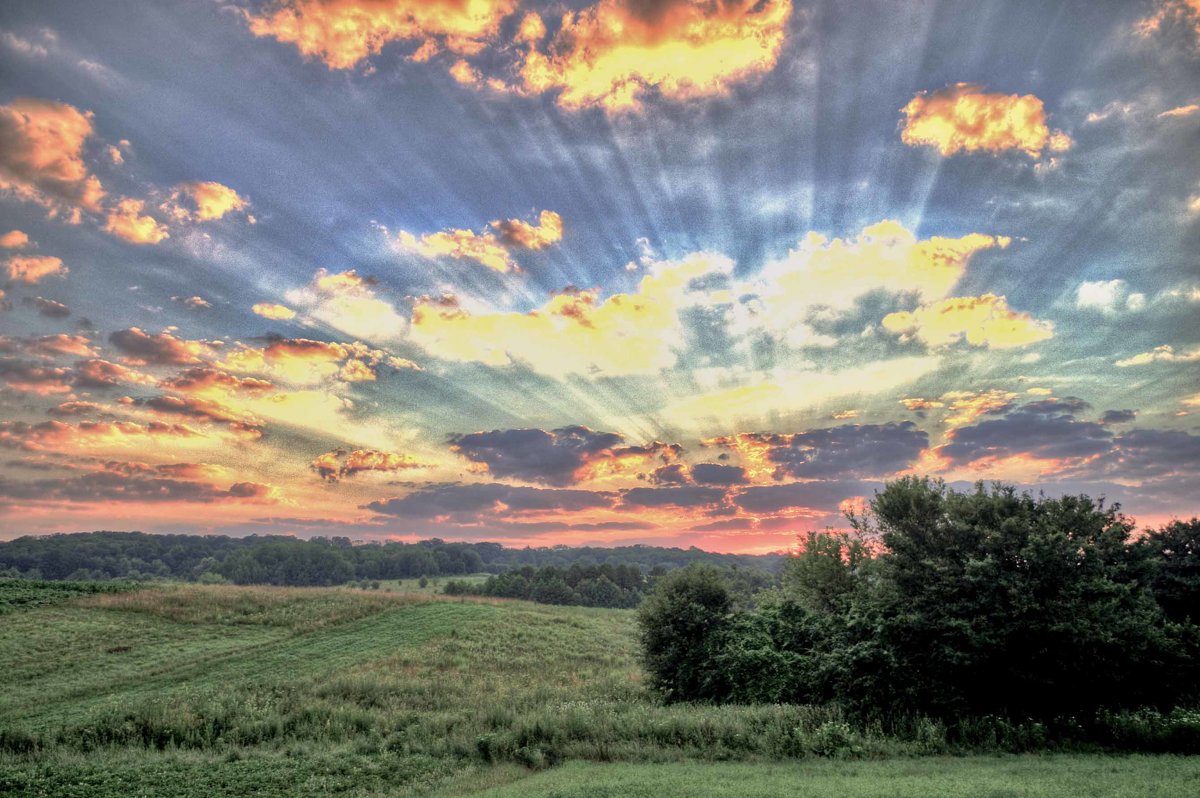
[365,482,616,519]
[621,485,727,508]
[0,471,273,504]
[725,422,928,479]
[691,463,747,485]
[1101,409,1137,425]
[940,400,1113,465]
[450,425,678,486]
[732,480,872,514]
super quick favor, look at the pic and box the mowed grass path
[450,757,1200,798]
[2,582,1196,797]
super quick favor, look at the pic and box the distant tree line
[0,531,781,589]
[640,477,1200,726]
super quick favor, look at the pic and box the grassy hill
[1,580,1198,797]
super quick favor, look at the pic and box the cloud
[0,230,30,249]
[690,463,747,486]
[398,209,562,272]
[411,252,728,376]
[1115,344,1200,367]
[365,482,614,519]
[0,470,277,505]
[900,83,1072,158]
[731,479,870,515]
[172,295,213,311]
[0,97,105,216]
[108,327,213,365]
[47,400,102,417]
[1075,279,1146,314]
[515,0,793,112]
[709,422,928,481]
[0,419,203,453]
[285,268,407,341]
[450,425,679,486]
[4,254,67,284]
[25,296,70,318]
[665,355,941,426]
[311,448,427,481]
[244,0,517,70]
[104,198,169,244]
[160,367,274,395]
[1159,103,1200,118]
[882,294,1053,349]
[621,485,726,508]
[136,394,262,434]
[0,334,97,359]
[936,398,1112,471]
[1101,409,1137,425]
[166,181,248,222]
[757,219,1010,324]
[0,359,73,395]
[74,358,154,388]
[1135,0,1200,51]
[252,302,297,320]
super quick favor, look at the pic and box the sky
[0,0,1197,553]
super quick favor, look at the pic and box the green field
[376,574,492,595]
[1,581,1194,797]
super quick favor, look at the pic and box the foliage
[0,532,781,589]
[641,479,1200,723]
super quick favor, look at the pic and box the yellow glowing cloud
[666,356,941,427]
[398,210,562,273]
[244,0,517,70]
[104,198,170,244]
[252,302,297,320]
[285,268,407,342]
[410,252,729,376]
[901,83,1072,158]
[759,219,1009,316]
[939,389,1019,426]
[4,254,67,284]
[1115,344,1200,367]
[0,97,105,216]
[169,181,249,221]
[882,294,1053,349]
[517,0,792,112]
[398,227,513,272]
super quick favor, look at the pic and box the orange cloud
[0,419,203,453]
[517,0,793,112]
[4,254,66,284]
[167,181,249,221]
[160,367,275,395]
[882,294,1053,349]
[311,448,426,480]
[1136,0,1200,47]
[1160,103,1200,118]
[252,302,297,320]
[0,230,29,248]
[104,198,170,244]
[398,210,561,273]
[108,328,213,365]
[244,0,517,70]
[0,333,97,359]
[492,209,563,250]
[0,361,73,395]
[0,97,105,216]
[75,358,155,388]
[901,84,1072,158]
[939,389,1019,426]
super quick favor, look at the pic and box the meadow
[1,580,1197,797]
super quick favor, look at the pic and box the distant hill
[0,530,783,586]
